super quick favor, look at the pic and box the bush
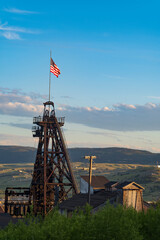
[0,203,160,240]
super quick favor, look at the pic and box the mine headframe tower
[31,101,78,215]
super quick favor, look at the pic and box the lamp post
[85,155,96,205]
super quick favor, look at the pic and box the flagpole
[49,50,52,101]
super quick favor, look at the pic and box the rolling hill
[69,147,160,165]
[0,146,36,164]
[0,145,160,165]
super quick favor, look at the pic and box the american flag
[50,58,61,77]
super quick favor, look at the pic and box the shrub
[0,203,160,240]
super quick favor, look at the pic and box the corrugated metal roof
[81,176,109,189]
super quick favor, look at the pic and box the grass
[0,162,160,202]
[0,164,33,200]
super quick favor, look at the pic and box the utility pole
[85,156,96,205]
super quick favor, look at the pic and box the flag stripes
[50,58,60,77]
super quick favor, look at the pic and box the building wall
[135,190,143,211]
[80,178,94,194]
[106,186,117,192]
[123,189,143,211]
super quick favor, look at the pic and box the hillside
[0,146,36,164]
[0,146,160,165]
[69,147,160,165]
[0,146,160,201]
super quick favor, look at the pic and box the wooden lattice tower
[31,101,78,215]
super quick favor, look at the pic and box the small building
[80,176,109,194]
[59,179,148,215]
[105,181,119,192]
[116,181,144,211]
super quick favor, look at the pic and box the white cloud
[0,92,32,103]
[145,103,156,109]
[114,103,136,110]
[103,106,111,111]
[93,106,101,111]
[0,22,34,33]
[4,8,38,15]
[0,133,36,146]
[1,88,160,131]
[0,102,43,117]
[0,88,47,102]
[2,31,21,40]
[0,21,40,40]
[57,106,66,111]
[84,107,92,111]
[56,103,160,131]
[0,88,46,116]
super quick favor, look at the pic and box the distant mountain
[68,147,160,165]
[0,146,36,164]
[0,146,159,165]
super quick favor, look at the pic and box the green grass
[0,163,160,202]
[0,164,33,200]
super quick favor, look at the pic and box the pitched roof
[116,181,144,190]
[59,190,116,211]
[105,181,119,188]
[81,176,109,189]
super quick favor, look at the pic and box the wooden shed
[116,181,144,211]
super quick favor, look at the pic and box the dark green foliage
[1,203,160,240]
[138,207,160,240]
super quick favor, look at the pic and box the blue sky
[0,0,160,152]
